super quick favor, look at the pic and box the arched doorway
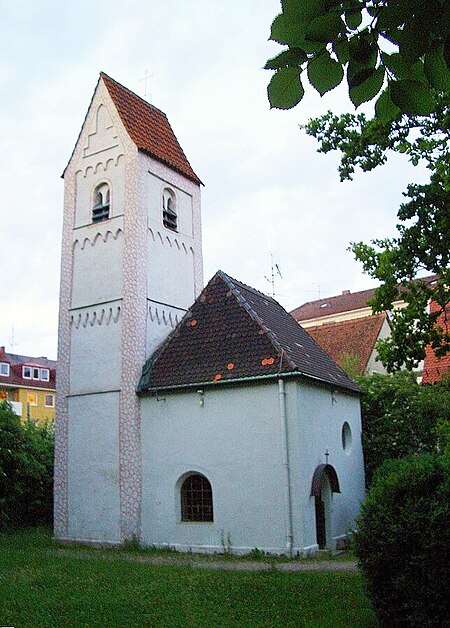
[311,464,341,549]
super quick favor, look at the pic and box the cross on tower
[325,449,330,464]
[139,70,153,100]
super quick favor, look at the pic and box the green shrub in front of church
[0,401,54,529]
[354,453,449,627]
[356,371,449,485]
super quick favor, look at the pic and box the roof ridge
[297,287,376,309]
[307,313,386,329]
[217,271,278,303]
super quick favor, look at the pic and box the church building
[55,73,365,555]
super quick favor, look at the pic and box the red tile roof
[0,347,56,390]
[291,288,377,322]
[291,275,438,322]
[422,302,450,384]
[101,73,202,185]
[139,271,359,394]
[306,315,387,374]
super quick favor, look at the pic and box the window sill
[177,521,214,525]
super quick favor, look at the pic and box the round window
[342,422,353,454]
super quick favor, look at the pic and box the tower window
[180,473,213,522]
[162,188,177,231]
[92,183,110,223]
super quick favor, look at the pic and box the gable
[139,272,359,393]
[83,103,119,158]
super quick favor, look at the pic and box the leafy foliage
[305,92,449,370]
[354,453,450,627]
[339,352,362,379]
[265,0,450,371]
[265,0,450,113]
[0,401,54,530]
[356,371,450,484]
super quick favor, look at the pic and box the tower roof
[100,73,201,184]
[138,271,360,393]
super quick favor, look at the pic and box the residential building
[290,279,439,376]
[0,346,56,424]
[422,301,450,384]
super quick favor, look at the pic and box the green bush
[356,372,450,485]
[0,401,54,529]
[354,453,450,627]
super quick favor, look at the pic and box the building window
[44,394,55,408]
[0,362,9,376]
[23,366,32,379]
[26,392,38,407]
[92,182,110,223]
[41,369,50,381]
[162,188,177,231]
[180,473,213,522]
[32,367,40,380]
[342,422,353,454]
[0,391,8,401]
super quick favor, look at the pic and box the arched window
[180,473,213,522]
[162,188,177,231]
[92,182,110,223]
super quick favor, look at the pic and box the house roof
[100,73,202,185]
[0,347,57,390]
[291,288,377,322]
[307,314,387,374]
[291,275,438,322]
[422,302,450,384]
[138,271,360,394]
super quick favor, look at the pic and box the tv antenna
[305,283,323,299]
[9,325,16,352]
[264,253,283,297]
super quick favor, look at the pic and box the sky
[0,0,427,360]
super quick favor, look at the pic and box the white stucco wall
[366,317,391,375]
[138,152,203,359]
[293,381,366,550]
[140,378,365,555]
[72,225,124,308]
[69,310,122,394]
[140,382,288,554]
[67,392,120,542]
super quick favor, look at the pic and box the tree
[0,401,54,529]
[266,0,450,113]
[354,454,449,627]
[356,371,450,485]
[265,0,450,371]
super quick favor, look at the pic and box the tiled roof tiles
[139,271,360,393]
[100,73,202,185]
[291,275,439,322]
[307,314,387,374]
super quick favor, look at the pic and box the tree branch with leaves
[266,0,450,372]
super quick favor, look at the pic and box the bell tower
[55,73,203,542]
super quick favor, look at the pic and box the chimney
[342,290,350,295]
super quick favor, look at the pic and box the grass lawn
[0,528,376,627]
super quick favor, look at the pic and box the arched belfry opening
[311,464,341,549]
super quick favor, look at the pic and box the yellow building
[0,346,56,425]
